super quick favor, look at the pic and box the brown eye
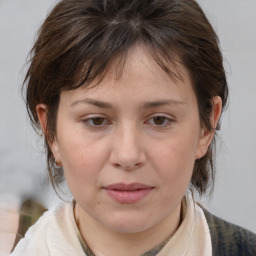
[153,116,166,125]
[91,118,105,126]
[147,116,173,127]
[82,117,109,128]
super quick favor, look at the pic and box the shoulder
[10,206,57,256]
[10,202,83,256]
[199,205,256,256]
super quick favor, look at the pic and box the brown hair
[24,0,228,196]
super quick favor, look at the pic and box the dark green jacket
[203,207,256,256]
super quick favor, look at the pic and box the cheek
[150,133,199,185]
[59,139,109,207]
[57,134,109,187]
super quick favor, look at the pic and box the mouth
[103,183,154,204]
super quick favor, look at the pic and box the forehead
[60,45,196,106]
[94,44,186,86]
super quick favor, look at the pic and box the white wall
[0,0,255,232]
[197,0,256,233]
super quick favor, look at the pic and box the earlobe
[196,96,222,159]
[196,129,213,159]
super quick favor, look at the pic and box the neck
[74,203,182,256]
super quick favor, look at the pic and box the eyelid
[146,113,175,121]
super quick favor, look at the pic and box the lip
[103,183,154,204]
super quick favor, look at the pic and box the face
[38,45,216,234]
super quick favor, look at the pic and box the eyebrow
[70,98,186,109]
[71,99,113,109]
[142,99,186,109]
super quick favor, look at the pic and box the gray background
[0,0,255,232]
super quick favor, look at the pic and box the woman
[11,0,256,255]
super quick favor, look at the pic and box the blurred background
[0,0,255,246]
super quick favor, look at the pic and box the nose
[109,123,146,170]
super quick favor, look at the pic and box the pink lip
[103,183,154,204]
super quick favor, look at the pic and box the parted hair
[24,0,228,195]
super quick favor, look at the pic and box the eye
[82,117,110,127]
[147,116,173,127]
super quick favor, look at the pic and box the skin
[37,45,222,256]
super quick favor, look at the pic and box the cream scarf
[11,193,212,256]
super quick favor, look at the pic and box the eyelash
[81,115,174,129]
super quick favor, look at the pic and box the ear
[36,104,62,165]
[36,104,47,135]
[196,96,222,159]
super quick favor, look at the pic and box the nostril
[117,162,143,170]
